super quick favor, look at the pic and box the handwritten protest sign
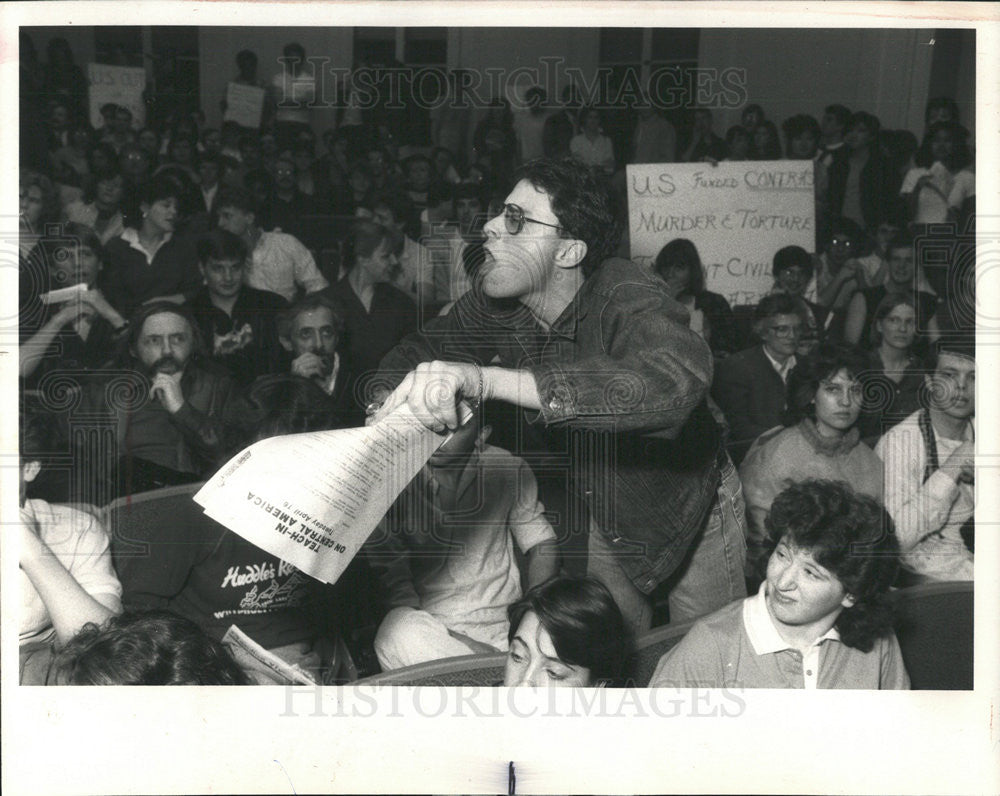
[627,160,815,307]
[223,82,266,129]
[87,63,146,129]
[195,404,469,585]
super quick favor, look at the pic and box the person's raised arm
[20,514,121,645]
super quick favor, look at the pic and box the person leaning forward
[372,158,746,635]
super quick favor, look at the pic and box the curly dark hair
[52,610,250,685]
[784,343,868,426]
[507,575,630,686]
[764,480,900,652]
[513,158,621,278]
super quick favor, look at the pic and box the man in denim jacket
[373,158,746,634]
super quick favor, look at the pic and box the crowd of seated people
[18,32,974,688]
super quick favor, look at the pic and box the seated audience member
[900,120,974,226]
[291,140,318,196]
[770,245,831,354]
[782,114,829,239]
[136,127,162,163]
[813,217,867,312]
[503,576,629,688]
[372,192,434,305]
[817,104,851,168]
[66,301,237,502]
[875,340,975,582]
[723,125,751,161]
[19,168,59,260]
[102,105,136,153]
[431,146,463,185]
[402,153,434,218]
[427,182,487,305]
[654,238,737,357]
[852,220,898,291]
[682,108,727,163]
[750,120,782,160]
[51,611,250,685]
[19,413,123,685]
[368,412,559,670]
[570,107,616,174]
[195,151,222,215]
[739,345,883,577]
[782,113,822,161]
[856,295,926,445]
[215,185,328,302]
[630,101,677,165]
[827,111,900,232]
[186,229,288,386]
[118,142,153,192]
[264,153,318,241]
[112,392,355,685]
[100,175,200,318]
[712,294,804,463]
[63,167,127,245]
[650,480,908,690]
[741,103,765,138]
[50,123,92,195]
[273,293,358,425]
[20,223,128,384]
[843,232,940,349]
[322,220,418,403]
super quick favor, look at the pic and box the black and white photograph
[2,2,997,794]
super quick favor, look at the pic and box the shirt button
[806,670,813,676]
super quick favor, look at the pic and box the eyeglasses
[766,323,803,338]
[503,204,564,236]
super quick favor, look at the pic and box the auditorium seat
[625,618,697,687]
[355,652,507,686]
[889,581,973,690]
[104,481,209,559]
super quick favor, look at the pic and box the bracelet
[470,363,484,409]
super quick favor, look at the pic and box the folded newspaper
[221,625,317,685]
[195,403,469,584]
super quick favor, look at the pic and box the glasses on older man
[765,322,803,338]
[503,203,565,236]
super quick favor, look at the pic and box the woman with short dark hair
[100,175,201,316]
[504,575,629,687]
[739,344,884,579]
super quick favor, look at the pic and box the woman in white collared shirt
[570,107,615,175]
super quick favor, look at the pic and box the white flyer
[194,404,464,584]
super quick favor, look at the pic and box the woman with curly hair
[739,344,884,574]
[651,479,907,689]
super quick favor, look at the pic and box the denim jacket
[378,257,723,594]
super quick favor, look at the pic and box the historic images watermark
[275,56,748,112]
[279,682,747,719]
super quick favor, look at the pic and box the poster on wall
[626,160,816,307]
[87,63,146,129]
